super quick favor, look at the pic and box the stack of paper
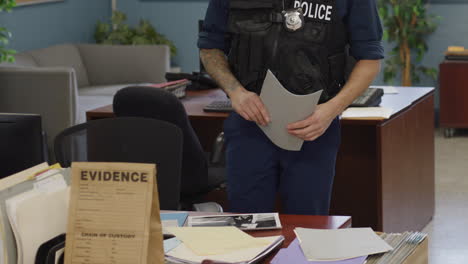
[272,239,367,264]
[6,187,69,264]
[0,162,50,264]
[162,212,189,227]
[0,164,71,264]
[294,228,393,262]
[162,212,189,235]
[165,226,284,264]
[161,212,189,252]
[365,232,427,264]
[341,107,394,120]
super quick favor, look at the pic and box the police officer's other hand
[287,103,337,141]
[230,88,271,126]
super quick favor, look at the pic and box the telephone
[165,72,218,91]
[350,88,384,107]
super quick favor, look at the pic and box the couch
[0,44,171,155]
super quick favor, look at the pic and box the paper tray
[401,236,428,264]
[374,232,428,264]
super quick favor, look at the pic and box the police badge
[282,8,305,32]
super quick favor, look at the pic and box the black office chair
[113,87,226,210]
[54,117,183,210]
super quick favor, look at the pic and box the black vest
[227,0,348,103]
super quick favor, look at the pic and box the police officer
[198,0,384,215]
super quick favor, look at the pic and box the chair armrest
[77,44,171,85]
[192,202,224,213]
[210,132,226,165]
[0,66,79,148]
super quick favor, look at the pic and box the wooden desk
[87,88,435,233]
[333,87,435,233]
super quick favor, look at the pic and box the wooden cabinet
[439,61,468,137]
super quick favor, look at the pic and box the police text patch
[293,0,334,23]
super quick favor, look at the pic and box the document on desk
[166,235,283,264]
[341,107,393,120]
[166,226,270,256]
[64,162,159,264]
[271,239,367,264]
[259,70,322,151]
[295,228,392,261]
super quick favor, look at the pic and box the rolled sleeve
[197,0,229,51]
[346,0,384,60]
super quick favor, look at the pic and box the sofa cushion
[0,52,38,68]
[77,44,170,86]
[27,44,90,87]
[78,84,150,97]
[12,53,38,67]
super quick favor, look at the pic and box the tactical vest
[227,0,348,103]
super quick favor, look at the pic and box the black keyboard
[350,88,384,107]
[203,100,233,113]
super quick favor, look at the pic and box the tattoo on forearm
[200,49,242,93]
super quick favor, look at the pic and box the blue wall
[375,3,468,109]
[3,0,468,94]
[375,3,468,86]
[0,0,110,52]
[118,0,210,72]
[119,1,468,91]
[118,1,468,111]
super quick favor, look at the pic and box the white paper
[15,188,69,264]
[370,85,399,94]
[166,226,269,256]
[164,238,182,253]
[341,107,393,119]
[295,228,393,261]
[162,219,180,235]
[5,185,69,264]
[34,174,67,194]
[259,70,322,151]
[0,167,70,264]
[166,236,280,263]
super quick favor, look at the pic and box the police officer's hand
[230,88,271,126]
[287,103,338,141]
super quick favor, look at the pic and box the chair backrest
[54,117,183,210]
[113,87,209,197]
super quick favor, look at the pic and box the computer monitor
[0,114,46,178]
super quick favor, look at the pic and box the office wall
[119,1,468,111]
[375,4,468,86]
[0,0,110,52]
[4,0,468,104]
[118,0,209,71]
[375,3,468,109]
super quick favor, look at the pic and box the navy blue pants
[224,113,341,215]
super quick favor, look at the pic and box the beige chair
[0,44,170,156]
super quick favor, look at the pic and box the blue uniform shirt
[198,0,384,60]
